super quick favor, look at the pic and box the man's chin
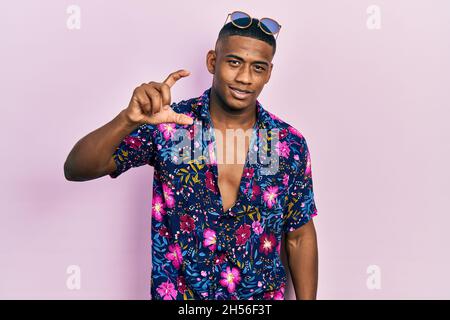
[224,99,250,112]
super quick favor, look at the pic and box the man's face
[206,35,274,111]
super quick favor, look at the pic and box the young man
[64,15,318,300]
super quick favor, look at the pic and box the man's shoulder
[263,109,313,175]
[263,108,307,144]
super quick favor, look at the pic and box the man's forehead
[217,35,273,62]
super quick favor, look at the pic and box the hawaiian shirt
[109,87,318,300]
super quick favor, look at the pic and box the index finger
[162,69,191,88]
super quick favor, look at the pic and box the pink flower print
[162,183,175,208]
[243,168,254,179]
[282,173,289,187]
[203,228,217,251]
[263,283,285,300]
[187,124,198,140]
[251,221,263,235]
[259,233,277,256]
[156,280,177,300]
[263,186,279,209]
[276,141,290,158]
[280,128,288,139]
[208,142,217,165]
[288,126,303,138]
[158,123,177,141]
[311,207,318,218]
[235,224,251,246]
[305,152,312,177]
[180,214,195,233]
[151,194,166,222]
[205,170,217,194]
[124,136,143,150]
[214,253,227,265]
[177,276,186,294]
[251,183,261,201]
[219,267,241,293]
[158,226,170,238]
[165,243,183,269]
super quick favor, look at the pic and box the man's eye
[255,65,265,71]
[229,60,240,66]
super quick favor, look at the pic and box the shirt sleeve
[109,123,157,178]
[282,136,318,233]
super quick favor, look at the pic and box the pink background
[1,0,449,299]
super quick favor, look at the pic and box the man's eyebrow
[224,54,270,67]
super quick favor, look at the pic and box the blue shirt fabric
[110,87,318,300]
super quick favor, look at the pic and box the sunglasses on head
[224,11,282,40]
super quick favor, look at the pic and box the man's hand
[124,69,194,126]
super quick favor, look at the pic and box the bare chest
[214,128,251,213]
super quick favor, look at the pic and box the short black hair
[216,19,277,56]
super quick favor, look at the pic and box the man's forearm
[286,230,318,300]
[64,109,139,181]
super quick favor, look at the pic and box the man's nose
[235,65,252,84]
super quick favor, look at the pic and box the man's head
[206,18,277,111]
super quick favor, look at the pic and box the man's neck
[209,88,257,131]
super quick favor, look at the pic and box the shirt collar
[193,87,272,130]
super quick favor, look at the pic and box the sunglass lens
[260,18,280,35]
[230,11,251,27]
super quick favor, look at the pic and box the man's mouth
[229,86,253,100]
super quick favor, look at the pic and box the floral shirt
[109,87,318,300]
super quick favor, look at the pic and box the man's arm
[285,219,318,300]
[63,69,194,182]
[64,110,141,181]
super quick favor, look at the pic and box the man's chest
[154,123,293,215]
[215,127,251,212]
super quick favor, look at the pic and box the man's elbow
[64,160,84,181]
[63,160,100,182]
[64,160,112,181]
[286,221,317,249]
[286,235,303,252]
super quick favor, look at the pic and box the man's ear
[206,50,216,75]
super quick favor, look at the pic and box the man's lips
[229,86,253,99]
[229,86,253,93]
